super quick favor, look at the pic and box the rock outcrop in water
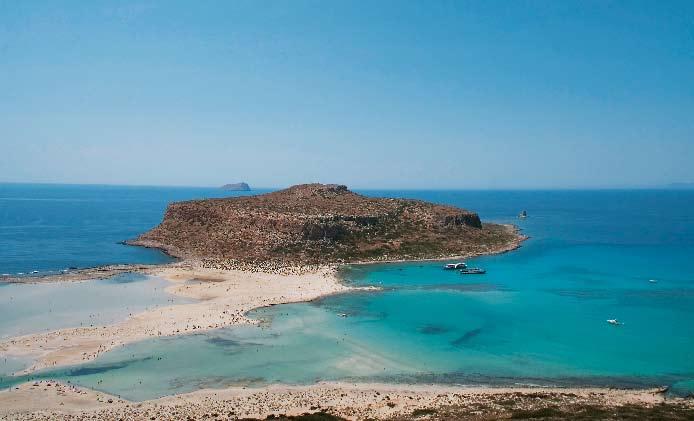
[221,182,251,191]
[130,183,523,263]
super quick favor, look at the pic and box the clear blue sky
[1,1,692,189]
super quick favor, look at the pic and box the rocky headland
[129,183,524,264]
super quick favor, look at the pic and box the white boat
[443,262,467,270]
[648,279,658,283]
[606,319,622,325]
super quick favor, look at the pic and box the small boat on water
[460,267,486,275]
[443,262,467,270]
[519,210,527,219]
[606,319,622,325]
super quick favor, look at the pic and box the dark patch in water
[418,324,450,335]
[169,375,267,391]
[206,336,244,348]
[313,288,389,309]
[313,290,390,320]
[339,310,387,321]
[67,356,153,376]
[451,328,483,346]
[205,336,266,351]
[419,283,500,292]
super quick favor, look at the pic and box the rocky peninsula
[129,183,524,264]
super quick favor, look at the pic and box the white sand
[0,264,349,374]
[1,261,691,420]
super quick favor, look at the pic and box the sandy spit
[0,263,350,374]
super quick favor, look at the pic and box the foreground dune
[2,380,691,420]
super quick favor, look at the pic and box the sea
[1,184,693,400]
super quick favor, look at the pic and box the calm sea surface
[0,183,263,275]
[1,185,693,400]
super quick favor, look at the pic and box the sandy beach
[2,380,691,420]
[0,262,350,374]
[1,244,692,420]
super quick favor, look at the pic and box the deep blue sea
[1,184,693,400]
[0,183,263,275]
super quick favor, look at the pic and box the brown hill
[129,184,523,263]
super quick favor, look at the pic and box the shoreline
[1,380,691,420]
[0,225,526,374]
[1,230,692,418]
[0,263,352,375]
[0,224,528,285]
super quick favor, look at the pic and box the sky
[1,0,693,189]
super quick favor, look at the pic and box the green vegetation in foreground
[506,403,694,420]
[400,403,694,420]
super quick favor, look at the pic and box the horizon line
[0,180,691,191]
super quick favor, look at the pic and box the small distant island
[130,183,524,264]
[221,182,251,191]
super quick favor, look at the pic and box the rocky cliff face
[130,184,521,263]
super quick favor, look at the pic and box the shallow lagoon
[7,241,694,401]
[2,189,693,400]
[0,274,191,376]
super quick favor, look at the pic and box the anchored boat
[443,262,467,270]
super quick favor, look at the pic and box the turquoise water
[0,273,192,378]
[0,274,190,340]
[1,188,693,400]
